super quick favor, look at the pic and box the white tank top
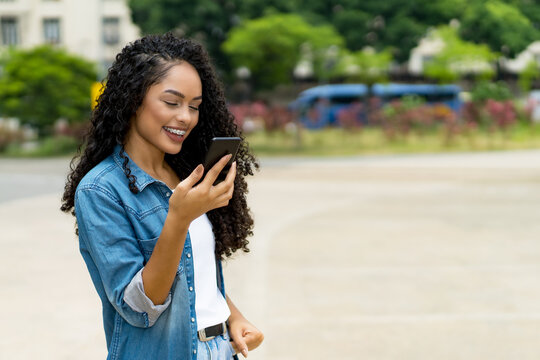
[188,213,231,330]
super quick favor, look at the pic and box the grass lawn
[3,124,540,158]
[245,124,540,157]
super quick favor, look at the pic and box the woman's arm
[141,208,190,305]
[143,156,236,305]
[227,295,264,358]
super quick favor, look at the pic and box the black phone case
[202,137,241,184]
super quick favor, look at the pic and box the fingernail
[196,164,203,173]
[242,349,248,357]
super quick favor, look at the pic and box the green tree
[381,13,427,63]
[239,0,299,18]
[516,0,540,31]
[128,0,243,75]
[333,47,392,84]
[518,60,540,93]
[331,10,371,52]
[127,0,540,72]
[0,46,96,135]
[460,0,539,57]
[470,80,513,102]
[223,13,344,89]
[424,26,497,83]
[309,0,467,62]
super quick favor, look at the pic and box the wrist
[167,207,191,230]
[228,310,246,324]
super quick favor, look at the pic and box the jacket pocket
[137,236,159,263]
[137,236,184,274]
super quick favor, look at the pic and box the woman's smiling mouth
[163,126,186,136]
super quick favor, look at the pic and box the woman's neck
[123,136,168,179]
[123,130,181,189]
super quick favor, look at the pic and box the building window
[43,18,61,44]
[422,55,434,64]
[102,17,120,45]
[1,18,18,46]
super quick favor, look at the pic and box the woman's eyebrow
[163,89,202,100]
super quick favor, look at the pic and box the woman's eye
[189,106,200,111]
[164,101,178,106]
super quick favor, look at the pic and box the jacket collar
[112,144,161,193]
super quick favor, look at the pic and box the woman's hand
[228,315,264,358]
[168,154,236,225]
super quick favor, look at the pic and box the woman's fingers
[212,161,236,194]
[213,164,235,207]
[177,164,204,191]
[171,159,235,215]
[226,161,237,182]
[230,332,249,358]
[202,154,232,188]
[229,328,264,357]
[243,329,264,351]
[230,341,239,355]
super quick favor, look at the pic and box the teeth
[164,127,186,136]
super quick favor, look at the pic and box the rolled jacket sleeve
[124,268,171,327]
[75,185,170,328]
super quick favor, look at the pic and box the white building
[0,0,140,75]
[408,26,493,77]
[502,41,540,74]
[408,33,445,76]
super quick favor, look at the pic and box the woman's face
[127,61,203,155]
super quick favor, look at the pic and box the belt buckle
[198,322,225,342]
[198,328,216,342]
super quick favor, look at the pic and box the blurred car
[528,90,540,123]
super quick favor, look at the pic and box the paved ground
[2,150,540,359]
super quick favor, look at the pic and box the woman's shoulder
[76,153,126,195]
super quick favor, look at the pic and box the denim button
[191,317,195,323]
[193,350,197,354]
[165,192,171,197]
[187,253,191,258]
[189,286,193,291]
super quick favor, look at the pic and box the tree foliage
[223,14,344,89]
[0,46,96,134]
[424,26,497,83]
[128,0,242,74]
[470,80,513,102]
[518,61,540,93]
[460,0,539,57]
[333,47,392,85]
[127,0,540,74]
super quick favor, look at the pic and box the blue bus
[290,83,462,129]
[290,84,368,128]
[372,83,462,112]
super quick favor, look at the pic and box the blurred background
[1,0,540,359]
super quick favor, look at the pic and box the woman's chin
[163,144,182,155]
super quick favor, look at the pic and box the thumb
[181,164,204,189]
[230,330,249,358]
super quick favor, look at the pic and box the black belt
[198,322,226,341]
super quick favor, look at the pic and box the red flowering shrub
[485,99,517,130]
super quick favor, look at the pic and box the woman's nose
[175,105,192,122]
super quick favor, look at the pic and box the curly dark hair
[61,33,259,259]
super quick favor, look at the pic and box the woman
[61,33,263,359]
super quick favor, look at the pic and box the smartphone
[202,137,241,185]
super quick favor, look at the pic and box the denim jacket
[75,145,227,360]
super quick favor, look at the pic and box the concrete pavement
[2,150,540,359]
